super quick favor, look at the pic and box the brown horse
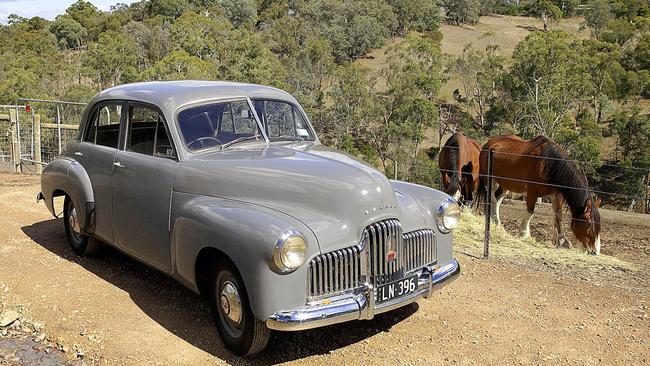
[438,133,481,204]
[477,135,602,254]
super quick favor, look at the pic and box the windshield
[177,99,263,151]
[252,99,315,141]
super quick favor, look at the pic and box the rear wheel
[209,262,270,356]
[63,196,101,256]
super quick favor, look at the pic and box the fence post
[9,109,21,173]
[646,172,649,215]
[483,148,494,259]
[34,114,42,174]
[56,104,62,155]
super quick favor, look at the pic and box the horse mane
[534,136,600,226]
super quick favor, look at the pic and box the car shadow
[21,219,419,365]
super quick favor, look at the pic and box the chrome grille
[365,219,403,286]
[307,219,437,298]
[307,244,362,297]
[401,229,436,273]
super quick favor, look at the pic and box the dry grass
[440,15,587,58]
[454,208,637,275]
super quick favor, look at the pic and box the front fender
[390,180,455,267]
[41,158,95,233]
[170,192,319,320]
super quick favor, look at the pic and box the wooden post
[645,172,650,214]
[483,148,494,259]
[9,109,21,173]
[56,105,62,155]
[34,114,42,174]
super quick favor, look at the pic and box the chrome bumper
[266,259,460,331]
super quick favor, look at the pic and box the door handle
[74,151,84,157]
[113,162,125,168]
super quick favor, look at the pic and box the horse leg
[494,187,505,227]
[552,193,572,249]
[489,183,499,223]
[520,194,536,238]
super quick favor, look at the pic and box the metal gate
[0,99,87,174]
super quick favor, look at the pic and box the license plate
[375,276,418,304]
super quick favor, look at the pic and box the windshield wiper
[270,136,304,142]
[221,135,263,150]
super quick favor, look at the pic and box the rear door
[73,101,124,244]
[112,102,178,272]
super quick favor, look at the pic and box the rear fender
[41,158,95,234]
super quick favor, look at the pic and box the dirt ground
[0,173,648,365]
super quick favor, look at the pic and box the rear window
[177,99,262,151]
[84,103,122,148]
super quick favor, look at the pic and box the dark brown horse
[438,133,481,204]
[477,135,602,254]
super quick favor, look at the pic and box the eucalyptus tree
[529,0,563,31]
[504,30,589,139]
[453,43,506,132]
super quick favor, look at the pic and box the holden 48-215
[37,81,461,355]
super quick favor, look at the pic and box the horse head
[570,197,601,255]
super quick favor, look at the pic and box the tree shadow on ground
[515,24,539,32]
[21,219,418,365]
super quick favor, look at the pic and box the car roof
[90,80,299,113]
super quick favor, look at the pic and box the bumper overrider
[266,259,460,331]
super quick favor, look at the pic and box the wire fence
[1,97,648,257]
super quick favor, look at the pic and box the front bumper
[266,259,460,331]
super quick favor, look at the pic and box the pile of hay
[453,208,636,275]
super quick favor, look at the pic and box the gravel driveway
[0,174,647,365]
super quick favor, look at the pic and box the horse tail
[442,134,461,197]
[475,143,490,212]
[475,173,487,210]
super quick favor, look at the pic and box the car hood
[174,142,428,252]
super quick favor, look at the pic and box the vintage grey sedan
[38,81,461,355]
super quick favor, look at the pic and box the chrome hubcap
[69,206,81,237]
[220,281,242,325]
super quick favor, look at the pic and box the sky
[0,0,139,24]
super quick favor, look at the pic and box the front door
[74,101,124,243]
[112,103,178,272]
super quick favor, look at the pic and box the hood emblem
[363,203,396,215]
[386,234,397,262]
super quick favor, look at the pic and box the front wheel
[63,196,101,256]
[209,263,270,356]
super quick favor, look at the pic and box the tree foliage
[505,30,588,138]
[439,0,481,25]
[529,0,563,31]
[1,0,649,198]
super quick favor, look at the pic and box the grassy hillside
[357,15,650,154]
[357,15,589,102]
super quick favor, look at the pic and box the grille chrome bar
[365,218,402,286]
[401,229,436,273]
[308,244,363,297]
[307,220,437,298]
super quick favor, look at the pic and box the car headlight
[273,230,308,272]
[437,198,461,233]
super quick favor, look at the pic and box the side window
[84,103,122,148]
[127,104,175,158]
